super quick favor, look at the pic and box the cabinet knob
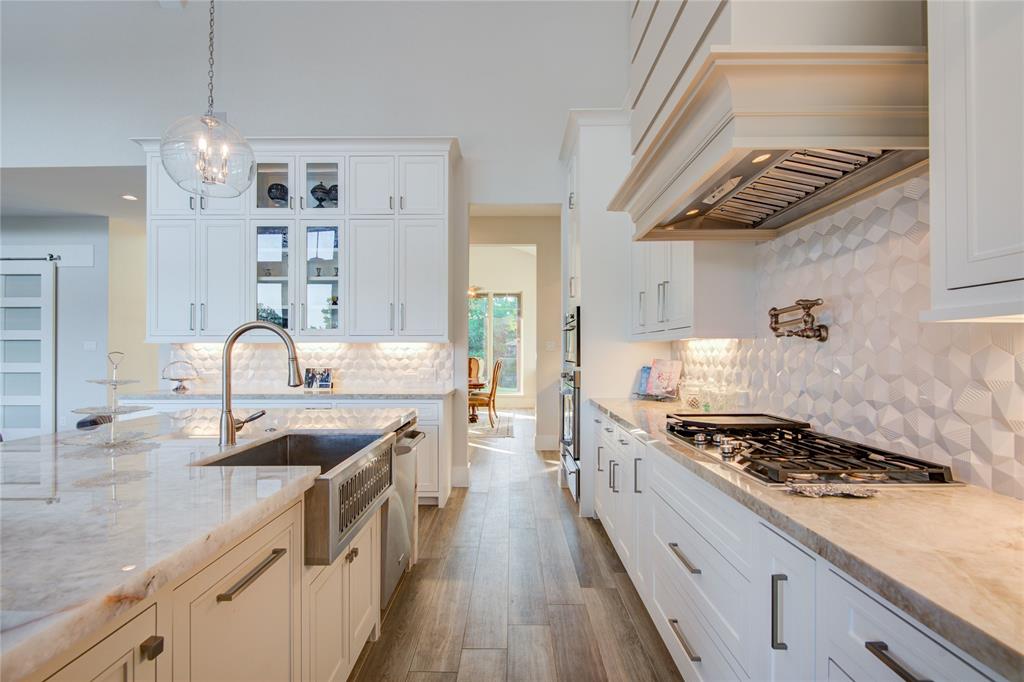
[139,635,164,661]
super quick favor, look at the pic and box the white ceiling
[1,166,146,221]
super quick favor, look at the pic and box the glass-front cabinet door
[251,156,296,215]
[299,222,343,334]
[254,221,294,331]
[299,157,344,213]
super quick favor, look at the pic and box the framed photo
[303,367,334,393]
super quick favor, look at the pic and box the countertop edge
[0,473,317,682]
[589,398,1022,682]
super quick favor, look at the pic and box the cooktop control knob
[694,432,708,444]
[712,432,726,445]
[719,440,736,459]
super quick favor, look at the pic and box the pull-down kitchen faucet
[219,321,302,446]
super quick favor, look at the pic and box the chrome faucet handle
[234,410,267,432]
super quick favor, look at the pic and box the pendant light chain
[206,0,215,116]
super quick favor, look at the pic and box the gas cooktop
[665,413,957,487]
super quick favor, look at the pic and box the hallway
[350,411,682,681]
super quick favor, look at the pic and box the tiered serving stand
[61,352,154,448]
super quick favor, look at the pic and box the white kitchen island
[0,407,414,682]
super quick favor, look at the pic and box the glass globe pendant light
[160,0,254,199]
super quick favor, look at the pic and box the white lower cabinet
[817,566,992,682]
[47,606,159,682]
[305,512,379,682]
[171,504,302,682]
[414,423,440,496]
[594,438,1000,682]
[757,524,816,681]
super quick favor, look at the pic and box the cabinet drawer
[819,567,993,681]
[47,606,159,682]
[172,503,302,682]
[651,546,742,682]
[649,445,755,578]
[652,489,752,676]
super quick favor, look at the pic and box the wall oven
[563,307,580,367]
[560,367,581,501]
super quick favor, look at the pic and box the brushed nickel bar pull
[661,280,670,321]
[200,303,206,331]
[400,195,405,210]
[608,459,615,489]
[611,461,619,493]
[217,548,287,602]
[633,457,642,493]
[189,196,195,211]
[400,302,406,330]
[389,302,394,331]
[865,641,930,682]
[300,196,305,209]
[200,196,207,210]
[638,290,645,326]
[668,618,701,662]
[771,573,788,650]
[597,445,604,472]
[668,542,701,574]
[139,635,164,661]
[289,196,294,209]
[604,426,613,433]
[389,195,394,210]
[189,303,195,331]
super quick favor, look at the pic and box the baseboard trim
[534,434,559,452]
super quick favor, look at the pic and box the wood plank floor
[350,411,681,682]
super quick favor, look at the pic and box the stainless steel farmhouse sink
[200,430,399,565]
[202,433,384,470]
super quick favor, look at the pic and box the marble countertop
[591,397,1024,681]
[120,389,456,401]
[0,407,414,681]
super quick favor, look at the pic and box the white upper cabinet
[299,157,344,214]
[138,139,454,342]
[198,220,247,336]
[398,156,445,215]
[398,219,447,337]
[251,156,297,215]
[349,156,396,215]
[629,241,753,341]
[926,0,1024,321]
[148,220,197,336]
[348,219,395,336]
[149,157,196,216]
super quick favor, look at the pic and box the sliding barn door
[0,260,56,440]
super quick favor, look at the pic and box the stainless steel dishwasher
[382,425,425,609]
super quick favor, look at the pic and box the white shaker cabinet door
[148,219,196,337]
[198,220,247,336]
[148,157,196,217]
[415,424,440,495]
[932,0,1024,290]
[349,156,395,215]
[346,516,379,657]
[663,241,694,332]
[398,155,445,215]
[397,219,446,337]
[307,555,350,682]
[347,219,395,336]
[757,524,816,682]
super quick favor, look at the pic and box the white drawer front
[649,445,756,578]
[651,541,744,682]
[652,489,752,676]
[819,568,994,682]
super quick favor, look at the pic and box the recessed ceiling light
[752,153,772,164]
[121,564,137,572]
[121,194,138,201]
[685,209,699,216]
[663,226,676,231]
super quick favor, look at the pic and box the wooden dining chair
[468,357,481,383]
[469,358,503,428]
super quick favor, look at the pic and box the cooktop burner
[666,413,956,486]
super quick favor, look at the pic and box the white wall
[469,245,537,408]
[0,217,109,429]
[0,1,629,204]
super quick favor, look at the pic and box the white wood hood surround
[609,45,929,240]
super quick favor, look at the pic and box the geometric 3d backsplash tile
[676,175,1024,499]
[169,342,454,394]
